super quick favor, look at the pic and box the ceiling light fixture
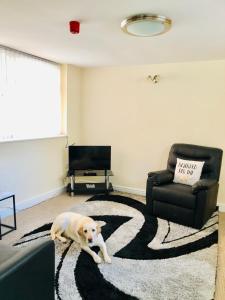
[121,14,172,37]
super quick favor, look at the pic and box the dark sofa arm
[192,179,218,194]
[148,169,174,186]
[0,240,55,300]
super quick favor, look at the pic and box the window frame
[0,45,65,143]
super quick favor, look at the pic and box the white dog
[51,212,111,264]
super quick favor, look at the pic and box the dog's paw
[93,254,102,264]
[104,255,111,264]
[60,237,68,243]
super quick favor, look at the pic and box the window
[0,46,62,142]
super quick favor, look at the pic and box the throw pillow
[173,158,205,186]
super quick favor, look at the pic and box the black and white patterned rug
[15,195,218,300]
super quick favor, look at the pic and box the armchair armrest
[192,179,217,194]
[0,240,55,300]
[148,169,174,186]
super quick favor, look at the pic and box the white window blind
[0,46,61,141]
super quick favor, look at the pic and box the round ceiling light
[121,14,172,37]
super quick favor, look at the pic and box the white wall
[67,65,82,145]
[80,60,225,205]
[0,137,67,207]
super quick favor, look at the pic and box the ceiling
[0,0,225,67]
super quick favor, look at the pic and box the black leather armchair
[146,144,223,229]
[0,240,55,300]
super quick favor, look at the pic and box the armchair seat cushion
[152,183,196,210]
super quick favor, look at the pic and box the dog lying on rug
[51,212,111,264]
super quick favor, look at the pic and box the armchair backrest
[167,143,223,181]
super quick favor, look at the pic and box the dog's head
[78,219,102,244]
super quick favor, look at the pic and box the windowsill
[0,134,67,144]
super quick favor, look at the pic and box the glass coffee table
[0,192,17,239]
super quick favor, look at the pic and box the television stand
[67,170,113,196]
[83,171,97,176]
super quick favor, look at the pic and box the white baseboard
[75,180,146,196]
[0,186,65,218]
[218,202,225,212]
[113,184,145,196]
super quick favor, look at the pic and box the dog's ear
[78,224,83,236]
[97,223,101,234]
[95,221,105,234]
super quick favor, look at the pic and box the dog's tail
[50,223,56,240]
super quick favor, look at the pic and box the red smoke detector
[69,21,80,34]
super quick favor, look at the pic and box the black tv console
[67,170,113,196]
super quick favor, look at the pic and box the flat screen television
[69,146,111,171]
